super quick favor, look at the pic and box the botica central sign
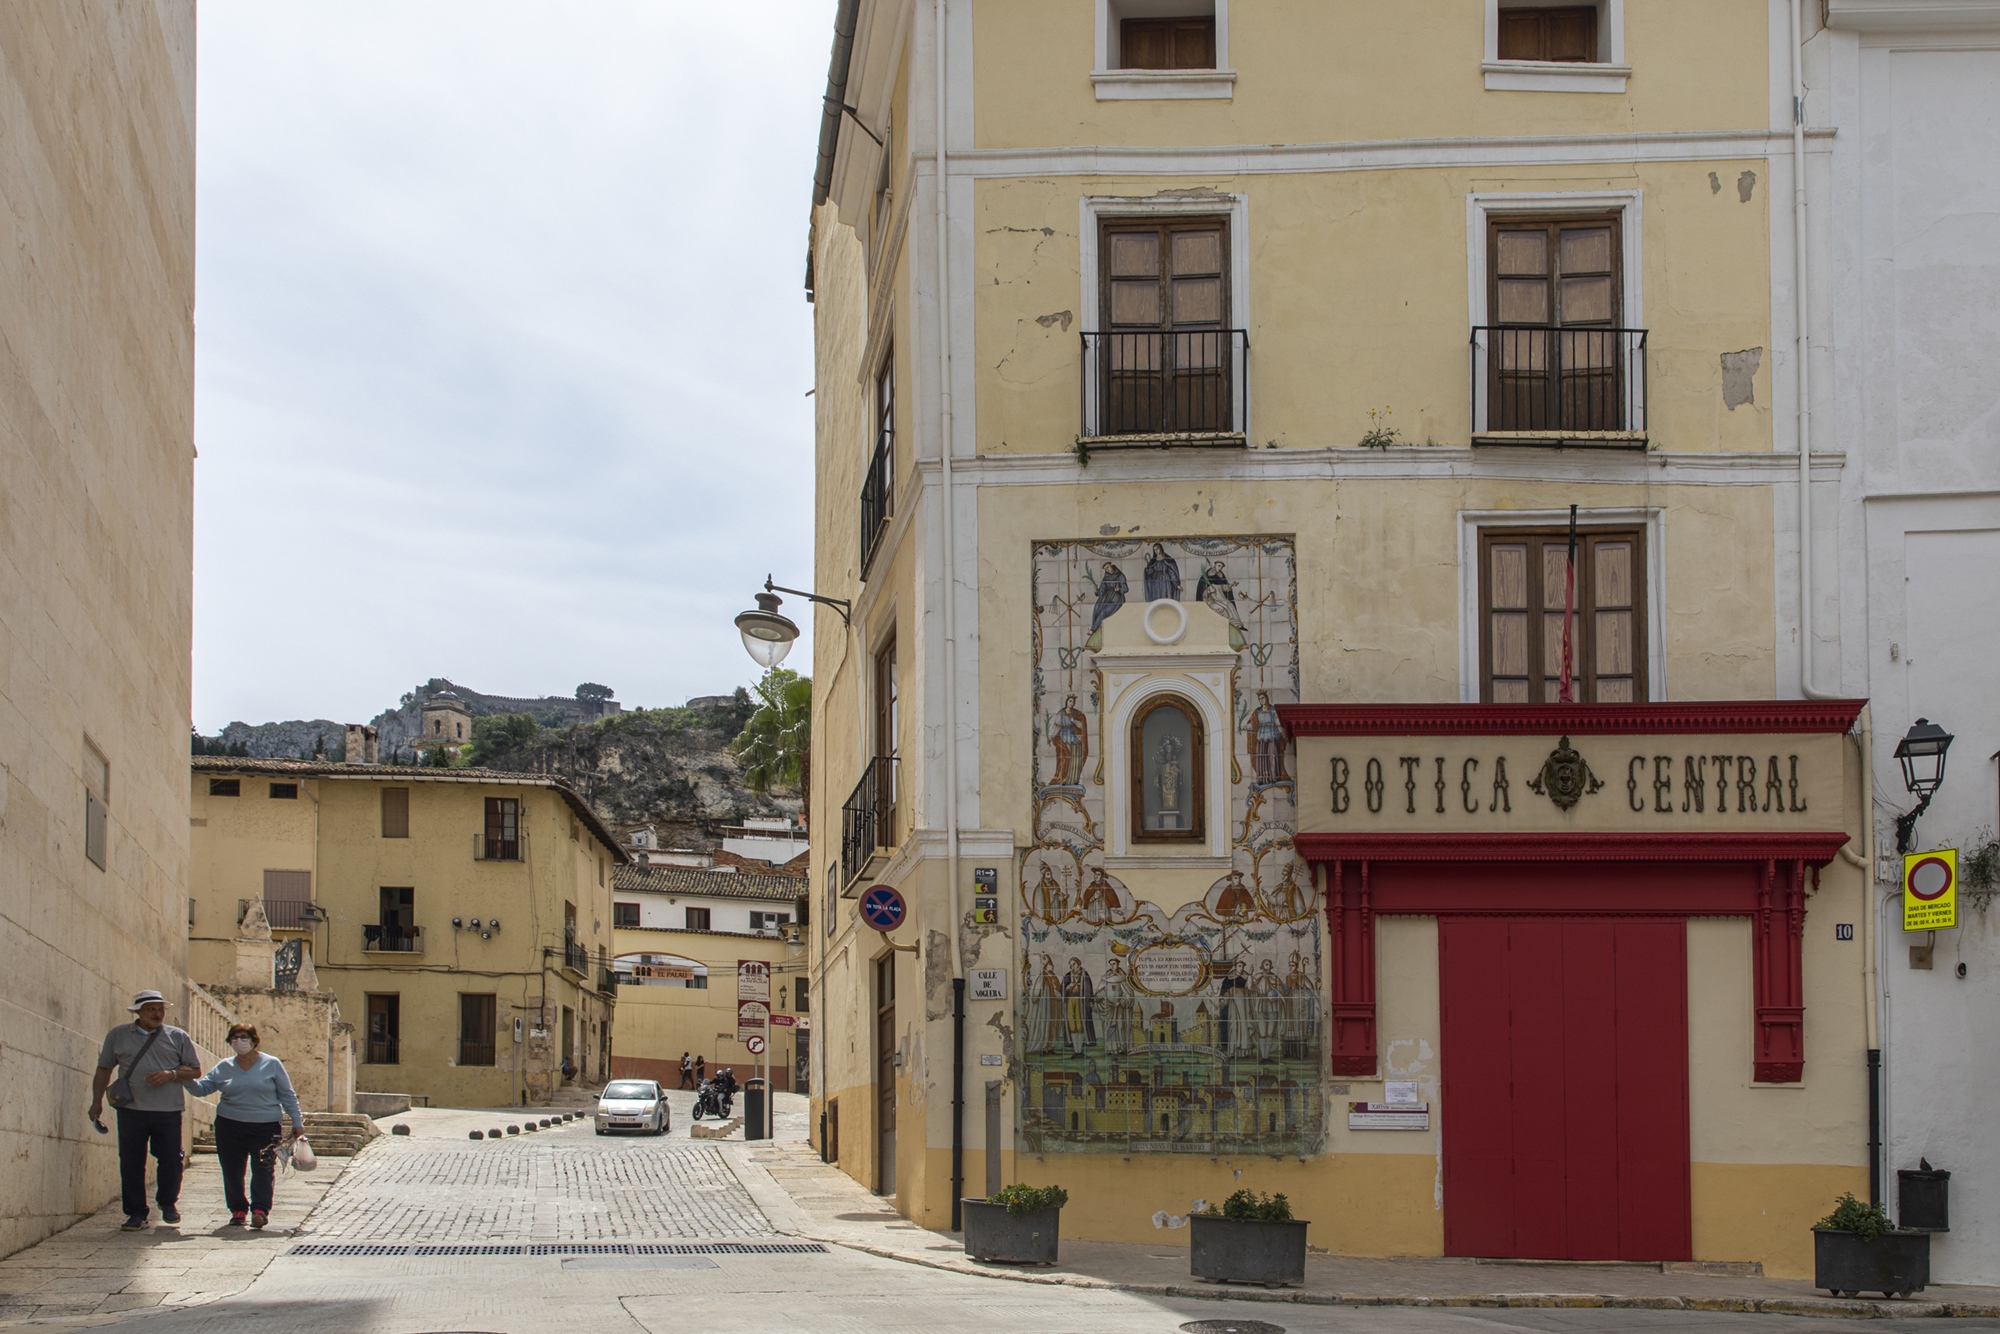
[1295,729,1847,835]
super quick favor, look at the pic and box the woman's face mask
[232,1037,256,1055]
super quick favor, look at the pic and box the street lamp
[734,576,851,670]
[1892,717,1954,854]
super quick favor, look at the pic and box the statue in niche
[1143,543,1182,601]
[1047,695,1088,787]
[1156,735,1184,820]
[1244,690,1289,787]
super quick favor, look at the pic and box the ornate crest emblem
[1527,735,1604,811]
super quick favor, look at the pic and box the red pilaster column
[1324,859,1378,1076]
[1753,858,1806,1082]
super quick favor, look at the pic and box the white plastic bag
[290,1136,318,1172]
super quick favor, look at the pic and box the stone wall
[200,986,356,1117]
[0,2,197,1258]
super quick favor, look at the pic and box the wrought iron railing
[840,756,898,886]
[562,941,589,974]
[859,427,894,577]
[1470,325,1647,437]
[475,832,523,861]
[363,924,422,953]
[1081,328,1249,439]
[263,897,313,930]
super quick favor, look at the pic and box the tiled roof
[190,757,627,861]
[613,864,806,902]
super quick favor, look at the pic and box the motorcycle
[691,1074,735,1121]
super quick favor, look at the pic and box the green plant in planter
[989,1183,1069,1217]
[1816,1193,1893,1240]
[1202,1189,1293,1222]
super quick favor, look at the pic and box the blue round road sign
[860,884,906,931]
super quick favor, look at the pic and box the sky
[193,2,830,731]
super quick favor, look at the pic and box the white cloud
[194,0,829,727]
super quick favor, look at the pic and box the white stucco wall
[1819,12,2000,1284]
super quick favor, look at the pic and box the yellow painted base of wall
[812,1142,1864,1278]
[1693,1162,1868,1280]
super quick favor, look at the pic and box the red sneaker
[250,1211,268,1229]
[229,1212,247,1226]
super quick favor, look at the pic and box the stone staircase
[548,1081,604,1110]
[302,1112,381,1157]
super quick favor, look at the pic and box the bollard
[469,1130,483,1140]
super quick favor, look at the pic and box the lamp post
[734,577,851,670]
[1892,717,1954,854]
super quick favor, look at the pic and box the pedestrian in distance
[679,1051,694,1090]
[89,990,202,1232]
[188,1025,304,1229]
[693,1054,706,1088]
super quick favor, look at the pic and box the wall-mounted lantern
[1893,718,1954,853]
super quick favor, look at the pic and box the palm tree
[732,668,813,821]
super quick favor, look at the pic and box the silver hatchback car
[594,1078,670,1135]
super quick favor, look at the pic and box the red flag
[1559,505,1578,704]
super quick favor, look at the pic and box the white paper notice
[1385,1080,1420,1106]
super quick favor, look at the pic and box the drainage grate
[1181,1323,1287,1334]
[289,1241,829,1259]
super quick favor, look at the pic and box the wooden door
[1489,218,1622,430]
[876,955,897,1195]
[1101,218,1229,433]
[1439,916,1691,1261]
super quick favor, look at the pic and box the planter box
[961,1200,1060,1265]
[1814,1228,1930,1298]
[1189,1214,1310,1287]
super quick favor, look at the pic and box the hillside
[196,680,798,846]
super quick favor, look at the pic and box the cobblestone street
[302,1118,772,1244]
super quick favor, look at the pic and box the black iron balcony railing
[562,941,589,975]
[262,898,313,930]
[1471,325,1648,440]
[841,755,898,887]
[859,427,894,577]
[363,924,422,953]
[1081,329,1249,440]
[475,832,523,861]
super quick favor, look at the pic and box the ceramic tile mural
[1021,536,1320,1154]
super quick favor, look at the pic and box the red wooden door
[1439,916,1691,1261]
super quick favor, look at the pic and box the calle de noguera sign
[1294,731,1848,835]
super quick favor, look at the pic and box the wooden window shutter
[1479,526,1646,703]
[1496,6,1599,63]
[381,786,410,838]
[1119,16,1216,70]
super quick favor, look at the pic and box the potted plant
[1190,1190,1310,1287]
[961,1183,1067,1265]
[1813,1193,1930,1298]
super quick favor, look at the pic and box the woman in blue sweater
[189,1025,305,1228]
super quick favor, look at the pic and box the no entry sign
[1903,848,1958,932]
[860,884,906,932]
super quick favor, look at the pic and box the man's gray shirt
[96,1023,199,1113]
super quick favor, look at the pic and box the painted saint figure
[1195,560,1248,648]
[1079,866,1121,925]
[1214,962,1250,1056]
[1029,864,1069,923]
[1024,954,1062,1053]
[1249,958,1286,1060]
[1048,695,1089,786]
[1096,958,1135,1057]
[1283,950,1318,1059]
[1244,690,1289,787]
[1061,958,1097,1053]
[1213,869,1256,919]
[1143,543,1182,601]
[1086,562,1129,647]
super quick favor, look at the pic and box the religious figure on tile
[1047,695,1089,787]
[1024,954,1061,1053]
[1085,562,1129,648]
[1196,560,1247,648]
[1249,958,1286,1060]
[1061,957,1097,1054]
[1096,958,1136,1057]
[1214,869,1256,920]
[1079,866,1122,925]
[1030,864,1069,923]
[1143,542,1182,602]
[1244,690,1289,787]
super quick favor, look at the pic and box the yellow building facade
[0,3,198,1257]
[805,0,1871,1278]
[609,864,811,1091]
[189,759,624,1107]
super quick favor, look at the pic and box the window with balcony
[861,350,894,576]
[366,993,400,1064]
[483,797,520,860]
[262,869,312,930]
[1085,216,1246,443]
[1474,215,1645,443]
[1479,526,1646,703]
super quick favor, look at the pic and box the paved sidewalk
[730,1140,2000,1321]
[0,1152,338,1329]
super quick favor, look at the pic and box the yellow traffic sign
[1903,848,1957,932]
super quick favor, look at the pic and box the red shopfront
[1284,701,1865,1264]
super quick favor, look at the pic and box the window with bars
[459,993,497,1067]
[366,993,400,1065]
[263,869,313,930]
[1097,217,1233,435]
[1486,215,1629,433]
[1479,527,1645,703]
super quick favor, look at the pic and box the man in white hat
[90,991,202,1231]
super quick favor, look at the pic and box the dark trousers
[215,1116,284,1214]
[114,1108,183,1219]
[679,1067,694,1089]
